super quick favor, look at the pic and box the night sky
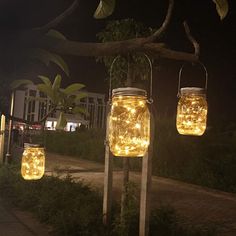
[0,0,235,124]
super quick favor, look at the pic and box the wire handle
[109,53,153,103]
[177,61,208,97]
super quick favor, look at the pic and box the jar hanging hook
[109,53,153,103]
[177,61,208,97]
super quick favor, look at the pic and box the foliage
[0,165,105,236]
[33,129,105,162]
[97,19,154,87]
[94,0,229,20]
[27,48,69,77]
[0,166,218,236]
[11,74,87,129]
[37,74,86,129]
[94,0,116,19]
[213,0,229,20]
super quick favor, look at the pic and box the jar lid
[112,87,147,97]
[24,143,44,148]
[180,87,206,96]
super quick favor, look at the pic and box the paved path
[0,198,50,236]
[46,152,236,236]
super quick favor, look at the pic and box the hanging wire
[109,53,153,103]
[177,61,208,97]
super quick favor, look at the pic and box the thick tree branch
[8,29,199,62]
[143,43,198,61]
[35,0,79,32]
[146,0,174,42]
[183,21,200,57]
[38,35,198,62]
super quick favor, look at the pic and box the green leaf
[38,75,52,87]
[56,112,67,130]
[51,54,70,77]
[28,49,70,76]
[63,83,85,95]
[94,0,116,19]
[74,93,87,102]
[37,84,54,100]
[213,0,229,20]
[10,79,33,90]
[46,29,67,40]
[52,74,62,92]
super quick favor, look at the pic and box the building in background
[14,85,106,131]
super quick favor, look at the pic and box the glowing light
[109,88,150,157]
[21,144,45,180]
[176,88,207,136]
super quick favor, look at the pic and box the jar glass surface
[21,147,45,180]
[176,93,207,136]
[109,95,150,157]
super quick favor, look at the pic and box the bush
[0,165,105,236]
[32,129,106,163]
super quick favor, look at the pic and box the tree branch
[146,0,174,42]
[35,0,79,32]
[10,29,199,62]
[183,21,200,57]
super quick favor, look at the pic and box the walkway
[46,152,236,236]
[0,198,50,236]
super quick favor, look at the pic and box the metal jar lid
[112,87,147,97]
[180,87,206,96]
[24,143,44,148]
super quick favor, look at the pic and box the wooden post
[139,112,154,236]
[0,114,6,163]
[120,157,129,220]
[103,106,113,226]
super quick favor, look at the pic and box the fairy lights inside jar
[176,87,207,136]
[109,87,150,157]
[21,143,45,180]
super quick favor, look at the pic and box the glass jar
[21,143,45,180]
[109,87,150,157]
[176,87,208,136]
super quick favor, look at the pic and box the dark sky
[0,0,236,122]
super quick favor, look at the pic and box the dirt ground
[45,152,236,236]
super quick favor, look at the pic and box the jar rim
[112,87,147,97]
[180,87,206,95]
[24,143,44,148]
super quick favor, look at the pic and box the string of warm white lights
[21,144,45,180]
[109,91,150,157]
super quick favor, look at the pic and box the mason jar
[21,143,45,180]
[176,87,207,136]
[109,87,150,157]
